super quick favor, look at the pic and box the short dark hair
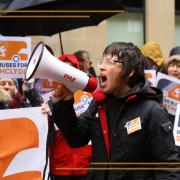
[103,42,145,87]
[74,50,89,62]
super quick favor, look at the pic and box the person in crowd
[157,54,180,95]
[156,50,180,123]
[74,50,97,77]
[158,46,180,75]
[141,41,164,72]
[48,42,180,180]
[169,46,180,56]
[42,54,92,180]
[0,78,43,109]
[161,52,180,158]
[163,55,180,79]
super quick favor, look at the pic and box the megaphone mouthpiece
[84,76,97,92]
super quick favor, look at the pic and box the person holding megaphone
[41,42,180,180]
[42,54,92,180]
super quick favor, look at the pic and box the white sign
[144,70,156,87]
[173,104,180,146]
[0,107,49,179]
[156,72,180,115]
[0,36,31,78]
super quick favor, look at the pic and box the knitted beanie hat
[141,41,164,67]
[58,54,80,70]
[164,55,180,71]
[169,46,180,56]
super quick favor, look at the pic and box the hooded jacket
[53,81,180,180]
[141,41,164,67]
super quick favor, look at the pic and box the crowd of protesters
[1,41,180,180]
[41,42,180,180]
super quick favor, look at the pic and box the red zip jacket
[50,129,92,176]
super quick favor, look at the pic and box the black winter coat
[53,83,180,180]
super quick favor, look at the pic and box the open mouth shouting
[99,74,107,88]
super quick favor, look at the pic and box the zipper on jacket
[108,103,127,180]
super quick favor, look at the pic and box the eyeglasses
[97,58,123,67]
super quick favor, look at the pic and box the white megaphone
[25,42,97,92]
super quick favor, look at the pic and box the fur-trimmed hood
[164,55,180,71]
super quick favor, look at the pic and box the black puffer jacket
[53,82,180,180]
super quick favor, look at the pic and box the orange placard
[0,41,28,61]
[168,85,180,101]
[74,90,92,104]
[145,73,152,79]
[0,117,41,179]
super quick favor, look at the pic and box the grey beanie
[169,46,180,56]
